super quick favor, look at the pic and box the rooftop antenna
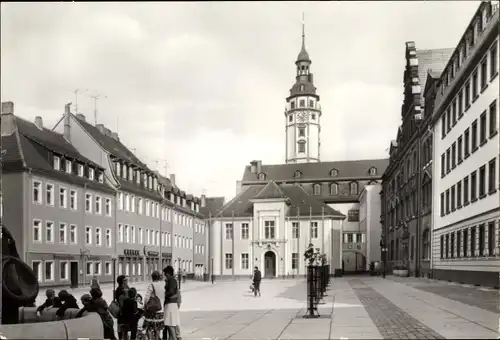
[88,92,107,125]
[73,89,88,114]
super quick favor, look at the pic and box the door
[70,262,79,288]
[264,251,276,277]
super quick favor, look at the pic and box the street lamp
[112,255,117,294]
[177,257,182,290]
[211,257,214,284]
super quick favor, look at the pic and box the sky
[1,1,481,200]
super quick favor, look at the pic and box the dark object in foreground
[304,265,330,318]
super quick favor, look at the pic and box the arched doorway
[264,251,276,277]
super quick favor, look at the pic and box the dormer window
[299,84,305,92]
[311,113,316,120]
[129,167,133,181]
[65,160,72,174]
[143,173,147,187]
[98,172,104,183]
[330,183,338,195]
[291,101,295,109]
[78,164,84,177]
[369,167,377,176]
[329,169,338,177]
[170,193,174,202]
[122,164,127,178]
[350,182,358,195]
[258,172,266,181]
[116,162,121,177]
[53,155,61,170]
[136,170,140,183]
[294,170,302,179]
[89,168,95,180]
[313,184,321,195]
[154,178,158,191]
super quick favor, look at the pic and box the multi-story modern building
[210,23,389,279]
[430,1,499,287]
[1,102,117,287]
[381,43,453,277]
[52,106,209,282]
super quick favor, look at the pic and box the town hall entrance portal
[264,251,276,277]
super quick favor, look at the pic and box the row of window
[289,99,317,112]
[223,253,309,270]
[440,3,497,96]
[256,167,377,181]
[440,158,497,216]
[53,155,104,183]
[312,182,359,196]
[32,260,112,282]
[117,192,205,233]
[223,221,321,240]
[441,41,498,141]
[439,220,498,259]
[387,149,420,195]
[342,233,366,244]
[441,100,498,178]
[115,161,158,192]
[32,220,112,247]
[33,181,113,215]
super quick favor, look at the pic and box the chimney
[104,128,111,136]
[170,174,176,185]
[201,194,206,208]
[64,103,71,141]
[1,101,14,115]
[110,132,119,141]
[1,102,15,136]
[236,180,242,196]
[250,160,257,174]
[256,160,262,174]
[96,124,106,134]
[34,116,43,129]
[76,113,86,121]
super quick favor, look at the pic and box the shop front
[119,249,143,282]
[145,250,160,277]
[161,252,172,270]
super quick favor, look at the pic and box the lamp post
[211,257,214,284]
[112,255,117,294]
[177,256,182,290]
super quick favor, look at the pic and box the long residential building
[1,101,210,287]
[430,1,499,287]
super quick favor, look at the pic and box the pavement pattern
[34,276,500,339]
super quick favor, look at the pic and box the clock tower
[285,17,321,164]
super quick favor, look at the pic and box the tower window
[294,170,302,179]
[309,100,314,108]
[291,101,295,109]
[298,142,306,153]
[298,127,305,137]
[299,100,305,107]
[299,84,305,92]
[289,115,293,122]
[330,183,338,195]
[313,184,321,196]
[311,113,316,120]
[330,169,339,177]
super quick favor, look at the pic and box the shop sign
[124,249,140,256]
[162,252,172,258]
[147,251,159,257]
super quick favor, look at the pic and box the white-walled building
[431,1,499,287]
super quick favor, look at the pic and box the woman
[143,271,165,340]
[163,266,181,340]
[76,288,116,340]
[115,275,130,340]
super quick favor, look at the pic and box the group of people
[35,265,183,340]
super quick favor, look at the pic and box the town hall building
[210,22,389,279]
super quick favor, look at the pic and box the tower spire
[302,12,305,49]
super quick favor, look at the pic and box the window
[440,193,445,216]
[95,196,102,214]
[479,224,485,256]
[70,225,77,244]
[441,115,446,138]
[464,128,470,157]
[131,225,135,244]
[490,100,498,137]
[292,253,299,270]
[463,229,469,257]
[86,226,92,244]
[298,142,305,153]
[311,113,316,120]
[480,58,488,89]
[472,71,478,98]
[451,142,456,169]
[313,184,321,195]
[471,171,477,201]
[96,227,102,246]
[451,185,456,211]
[241,253,249,269]
[299,99,305,107]
[450,232,455,258]
[350,182,358,195]
[45,261,54,281]
[480,111,487,144]
[241,223,249,239]
[465,81,471,108]
[53,156,60,170]
[46,183,54,206]
[138,228,143,244]
[98,172,104,183]
[330,169,338,177]
[292,222,300,238]
[479,165,486,197]
[310,222,318,239]
[60,261,68,280]
[65,160,72,174]
[446,148,451,173]
[471,227,476,256]
[488,222,495,256]
[440,235,444,258]
[89,168,95,180]
[86,262,93,275]
[68,190,76,210]
[106,229,112,247]
[369,167,377,175]
[59,223,67,244]
[264,221,275,239]
[225,223,233,240]
[138,198,143,214]
[330,183,338,195]
[105,262,112,275]
[445,234,449,258]
[131,196,135,213]
[463,176,470,205]
[125,225,130,243]
[105,198,112,216]
[457,181,462,208]
[78,164,84,177]
[441,154,446,177]
[299,84,305,92]
[488,158,497,193]
[452,100,457,125]
[46,221,54,243]
[445,189,450,214]
[471,120,478,150]
[59,187,67,208]
[446,108,451,131]
[32,261,42,280]
[458,91,464,117]
[33,181,42,204]
[490,44,498,79]
[309,100,314,108]
[85,193,92,213]
[225,254,233,269]
[457,136,463,164]
[298,127,305,137]
[125,194,130,212]
[457,231,462,257]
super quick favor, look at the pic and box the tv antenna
[73,89,88,114]
[88,92,107,125]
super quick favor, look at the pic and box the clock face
[296,111,309,122]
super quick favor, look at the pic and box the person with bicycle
[143,271,165,340]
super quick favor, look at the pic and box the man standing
[253,266,262,297]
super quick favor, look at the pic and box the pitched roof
[415,48,454,92]
[241,158,389,183]
[73,114,147,169]
[253,181,287,200]
[200,197,225,218]
[216,183,344,219]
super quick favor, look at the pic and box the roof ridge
[14,128,27,168]
[254,180,285,199]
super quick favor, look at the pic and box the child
[76,289,116,340]
[36,289,62,315]
[119,288,138,340]
[135,294,145,337]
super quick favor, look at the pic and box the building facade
[1,102,117,288]
[285,22,321,164]
[381,42,453,276]
[430,1,499,287]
